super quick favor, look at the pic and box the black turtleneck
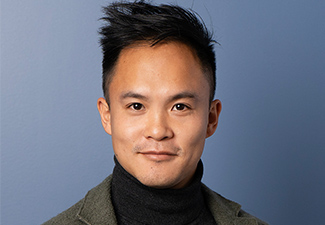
[111,157,217,225]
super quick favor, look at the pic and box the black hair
[99,0,217,103]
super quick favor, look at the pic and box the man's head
[97,1,221,189]
[99,0,217,104]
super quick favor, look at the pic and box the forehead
[109,41,210,99]
[119,41,202,68]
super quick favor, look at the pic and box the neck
[111,157,206,225]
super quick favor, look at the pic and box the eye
[128,103,144,110]
[172,103,188,111]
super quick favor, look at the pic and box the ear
[206,99,222,138]
[97,97,112,135]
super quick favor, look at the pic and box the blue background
[1,0,324,224]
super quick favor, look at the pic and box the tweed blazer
[43,175,268,225]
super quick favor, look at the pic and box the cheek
[111,120,140,161]
[111,113,142,146]
[175,115,208,150]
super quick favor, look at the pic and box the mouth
[139,151,178,161]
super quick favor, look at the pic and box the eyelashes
[128,103,144,110]
[172,103,190,111]
[127,103,191,111]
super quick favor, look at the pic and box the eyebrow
[120,92,148,101]
[168,92,197,102]
[120,91,198,102]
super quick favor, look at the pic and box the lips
[139,151,177,161]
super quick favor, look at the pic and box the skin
[97,41,222,189]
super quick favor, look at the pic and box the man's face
[98,41,221,189]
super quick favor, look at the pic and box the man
[44,1,268,224]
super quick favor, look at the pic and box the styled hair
[99,0,217,103]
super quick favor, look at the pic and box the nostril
[144,113,174,140]
[145,125,173,141]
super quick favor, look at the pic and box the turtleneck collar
[111,157,206,225]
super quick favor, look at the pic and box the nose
[144,111,173,141]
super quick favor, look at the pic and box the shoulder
[201,183,268,225]
[237,209,269,225]
[42,175,114,225]
[42,199,84,225]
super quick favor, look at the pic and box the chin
[142,181,177,189]
[137,174,185,189]
[131,160,192,189]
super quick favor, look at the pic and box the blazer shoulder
[42,199,84,225]
[42,175,114,225]
[238,209,269,225]
[201,183,268,225]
